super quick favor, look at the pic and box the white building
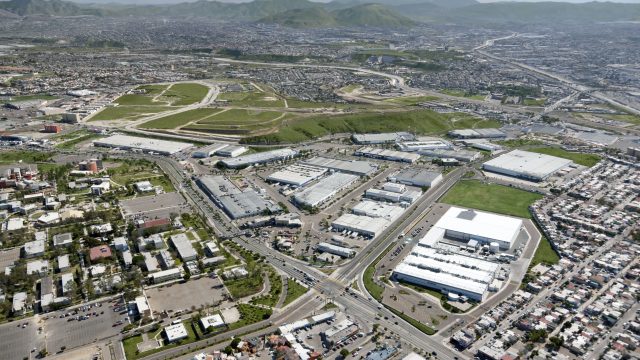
[266,164,327,187]
[23,239,45,258]
[200,314,225,330]
[135,181,154,192]
[170,233,198,261]
[388,168,443,188]
[482,149,574,182]
[57,254,70,272]
[26,259,49,276]
[316,242,355,258]
[164,323,188,342]
[293,173,359,208]
[93,135,193,155]
[151,268,182,283]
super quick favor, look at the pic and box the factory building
[448,128,506,139]
[93,135,193,155]
[191,143,230,158]
[215,145,248,158]
[393,245,500,301]
[351,132,415,145]
[220,148,298,169]
[354,147,421,163]
[301,157,377,176]
[482,149,574,182]
[331,200,405,238]
[316,242,355,258]
[417,149,481,163]
[397,139,452,152]
[364,183,422,204]
[388,168,443,188]
[431,206,523,250]
[266,164,327,187]
[197,175,281,219]
[293,173,359,208]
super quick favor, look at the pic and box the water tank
[489,242,500,253]
[447,293,460,302]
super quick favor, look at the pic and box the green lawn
[90,106,174,121]
[528,147,601,167]
[122,335,143,360]
[531,236,560,266]
[227,304,272,331]
[523,98,546,106]
[55,134,102,149]
[604,113,640,125]
[197,109,282,124]
[0,150,52,163]
[163,83,209,106]
[283,278,307,306]
[115,94,166,106]
[440,180,543,218]
[242,110,494,145]
[440,89,485,100]
[139,108,220,129]
[384,95,441,106]
[218,91,285,108]
[137,84,169,95]
[249,269,282,308]
[224,271,264,299]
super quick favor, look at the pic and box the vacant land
[197,109,282,124]
[139,108,220,129]
[531,236,560,267]
[440,180,543,218]
[283,279,306,306]
[440,89,486,100]
[243,110,498,145]
[384,95,441,106]
[90,106,173,121]
[528,147,601,167]
[218,87,285,108]
[523,98,546,106]
[162,83,209,106]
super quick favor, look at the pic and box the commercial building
[293,173,359,208]
[215,145,248,158]
[93,135,193,155]
[220,148,298,169]
[331,200,405,238]
[301,157,377,176]
[135,181,154,192]
[170,233,197,262]
[351,132,414,144]
[191,143,229,158]
[448,128,506,139]
[135,296,151,317]
[266,164,327,187]
[354,147,421,163]
[432,206,523,250]
[397,139,452,152]
[393,246,500,302]
[365,183,422,204]
[151,268,182,283]
[164,323,188,342]
[197,175,281,219]
[388,168,442,188]
[417,149,481,162]
[482,149,574,182]
[316,242,355,258]
[200,314,225,330]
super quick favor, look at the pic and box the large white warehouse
[293,173,358,208]
[434,206,523,250]
[482,149,573,182]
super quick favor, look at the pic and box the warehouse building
[388,168,443,188]
[331,200,405,238]
[417,149,481,162]
[352,200,404,221]
[432,206,522,250]
[316,242,355,258]
[397,139,452,152]
[293,173,359,208]
[197,175,281,219]
[354,147,421,163]
[393,244,500,301]
[216,145,248,158]
[266,164,327,187]
[448,128,506,139]
[93,135,193,155]
[364,183,422,204]
[482,149,574,182]
[220,148,298,168]
[192,143,230,158]
[301,157,377,176]
[351,132,414,145]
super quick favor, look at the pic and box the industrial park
[1,1,640,360]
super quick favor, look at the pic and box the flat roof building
[351,132,415,144]
[200,314,225,330]
[388,168,443,188]
[170,233,197,262]
[449,128,506,139]
[301,157,377,176]
[434,206,523,250]
[397,139,452,152]
[293,173,359,208]
[482,149,574,182]
[93,135,193,155]
[354,147,421,163]
[417,149,481,162]
[215,145,248,158]
[151,268,182,283]
[316,242,355,258]
[164,323,188,342]
[220,149,298,169]
[23,239,45,258]
[197,175,280,219]
[53,232,73,247]
[192,143,229,158]
[267,164,327,187]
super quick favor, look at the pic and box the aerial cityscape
[0,0,639,360]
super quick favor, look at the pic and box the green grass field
[114,94,166,106]
[440,180,543,218]
[384,95,441,106]
[531,236,560,267]
[243,110,498,145]
[523,98,546,106]
[602,113,640,125]
[283,279,307,306]
[197,109,282,124]
[139,108,220,129]
[528,147,601,167]
[218,90,285,108]
[90,106,174,121]
[441,89,486,100]
[0,150,52,163]
[162,83,209,106]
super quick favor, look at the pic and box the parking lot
[121,192,189,219]
[43,299,129,354]
[146,277,229,317]
[0,316,45,360]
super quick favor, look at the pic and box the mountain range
[1,0,640,27]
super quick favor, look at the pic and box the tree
[340,348,350,358]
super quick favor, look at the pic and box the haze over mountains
[1,0,640,27]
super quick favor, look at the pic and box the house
[53,233,73,247]
[26,259,49,276]
[57,254,70,272]
[23,239,45,258]
[12,292,28,316]
[89,245,112,262]
[113,237,129,251]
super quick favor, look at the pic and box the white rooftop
[200,314,225,329]
[164,323,188,342]
[94,135,193,155]
[435,206,523,245]
[483,149,573,179]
